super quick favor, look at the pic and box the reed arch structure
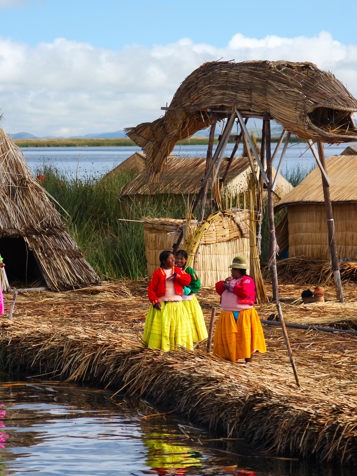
[126,60,357,385]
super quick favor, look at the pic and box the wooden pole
[199,123,216,221]
[264,118,300,387]
[8,290,18,319]
[207,306,217,353]
[317,142,344,303]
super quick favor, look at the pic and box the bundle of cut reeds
[275,257,357,284]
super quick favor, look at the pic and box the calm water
[21,142,356,181]
[0,381,353,476]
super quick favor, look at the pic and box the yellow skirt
[144,434,202,469]
[182,295,208,343]
[143,301,194,352]
[213,308,267,362]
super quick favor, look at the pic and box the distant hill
[9,132,38,139]
[79,130,128,139]
[9,130,128,139]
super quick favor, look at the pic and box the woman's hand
[153,302,162,310]
[224,277,232,289]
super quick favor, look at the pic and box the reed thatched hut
[142,211,251,287]
[0,129,100,291]
[121,154,292,210]
[102,151,146,179]
[275,154,357,261]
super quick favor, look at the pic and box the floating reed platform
[0,280,356,467]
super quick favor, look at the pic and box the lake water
[21,142,356,181]
[0,380,353,476]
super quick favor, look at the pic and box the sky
[1,0,357,137]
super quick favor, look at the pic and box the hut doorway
[0,237,45,288]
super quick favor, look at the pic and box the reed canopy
[0,129,99,291]
[275,154,357,261]
[126,60,357,174]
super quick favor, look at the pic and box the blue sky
[1,0,357,136]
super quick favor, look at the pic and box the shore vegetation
[14,136,306,148]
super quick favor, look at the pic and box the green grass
[39,167,189,279]
[282,164,311,187]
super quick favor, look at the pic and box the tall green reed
[38,167,189,279]
[37,164,308,279]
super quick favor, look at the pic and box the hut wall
[144,220,182,277]
[287,204,357,260]
[193,238,250,287]
[143,212,251,286]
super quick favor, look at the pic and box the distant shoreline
[14,136,303,148]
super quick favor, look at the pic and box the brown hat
[229,256,248,269]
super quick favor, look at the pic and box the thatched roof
[0,129,100,291]
[276,154,357,209]
[121,154,292,201]
[121,155,250,195]
[341,144,357,155]
[102,152,146,179]
[126,60,357,173]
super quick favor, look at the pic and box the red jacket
[148,266,191,304]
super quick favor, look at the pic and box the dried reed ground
[0,280,356,465]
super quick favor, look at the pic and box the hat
[229,256,248,269]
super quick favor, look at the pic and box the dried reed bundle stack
[276,257,357,284]
[126,60,357,173]
[0,129,99,290]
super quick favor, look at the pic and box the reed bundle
[0,280,356,465]
[274,258,357,284]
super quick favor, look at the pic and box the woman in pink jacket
[213,256,266,363]
[143,250,194,351]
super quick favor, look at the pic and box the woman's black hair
[159,250,174,266]
[174,249,188,259]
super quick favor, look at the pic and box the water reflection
[0,404,8,449]
[0,381,354,476]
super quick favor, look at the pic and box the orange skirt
[213,308,267,362]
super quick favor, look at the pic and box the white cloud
[1,32,357,137]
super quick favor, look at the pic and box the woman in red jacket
[143,250,194,351]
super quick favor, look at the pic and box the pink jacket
[216,275,256,306]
